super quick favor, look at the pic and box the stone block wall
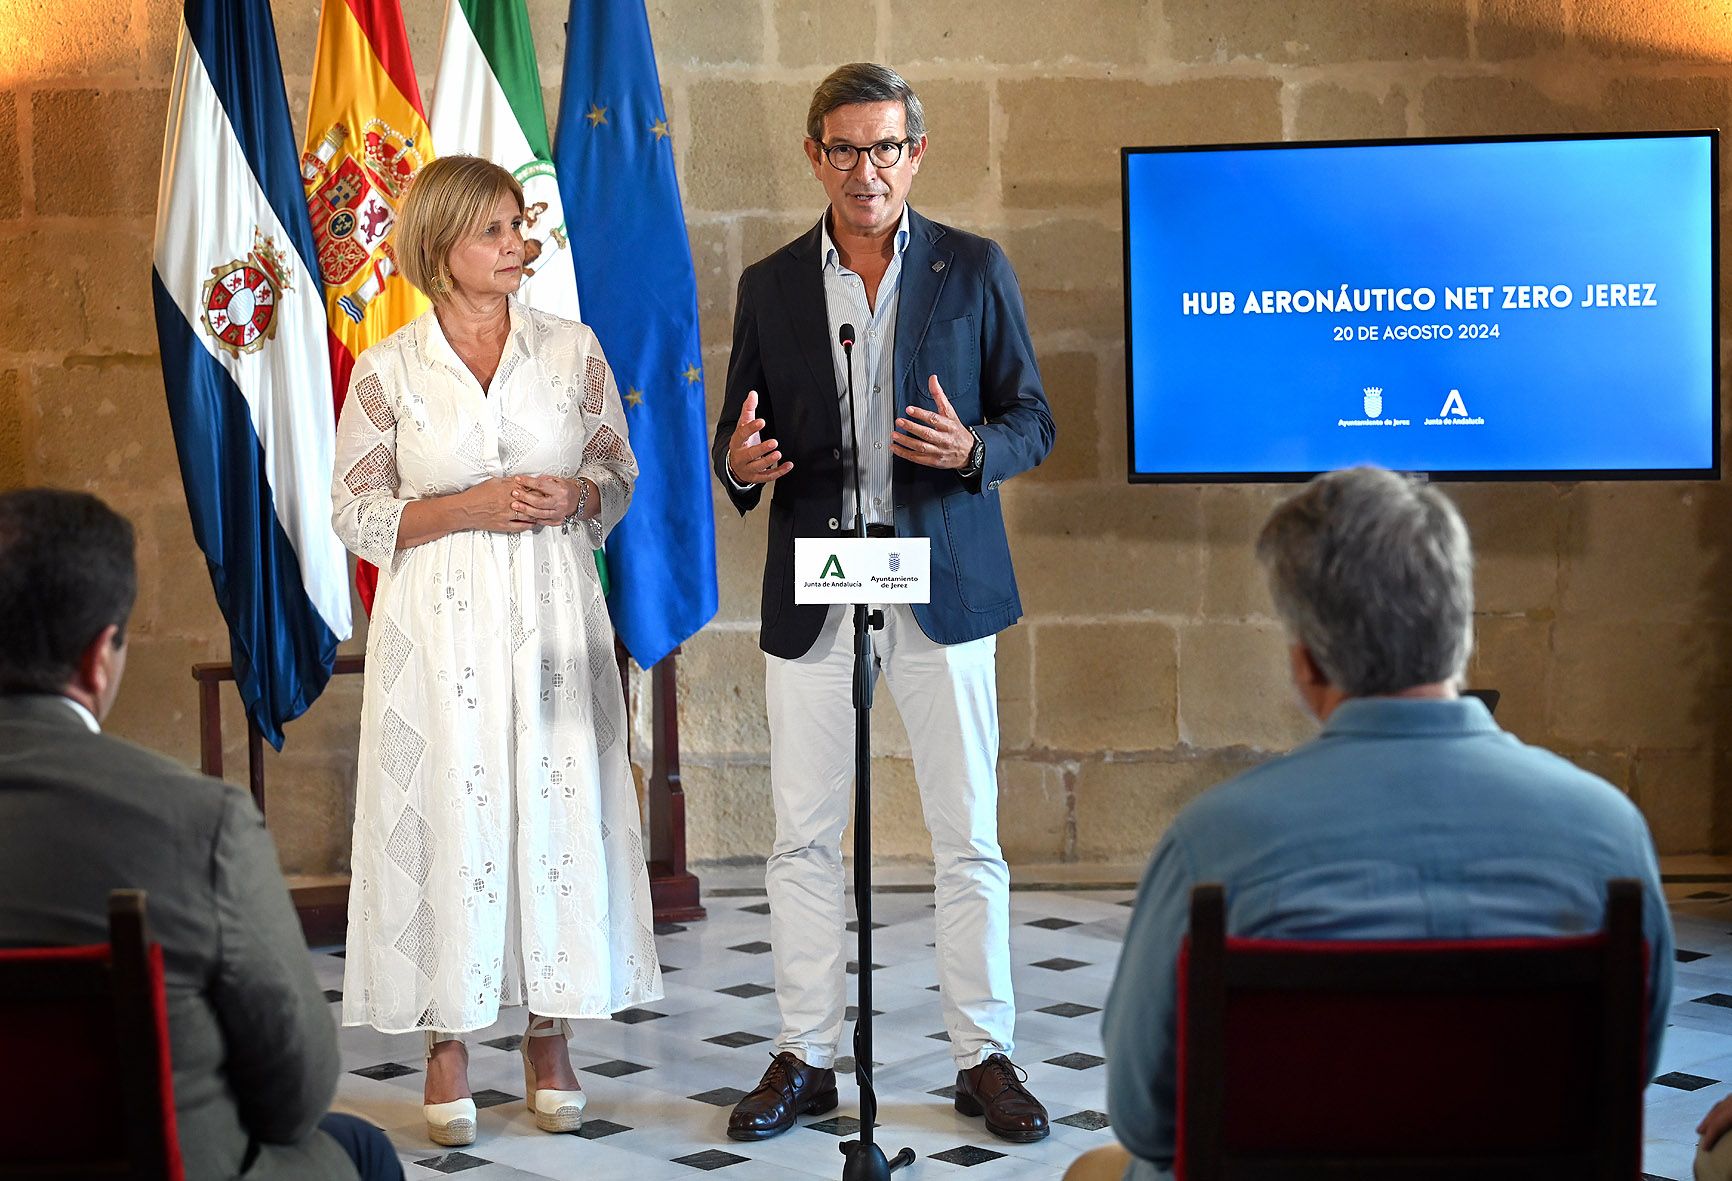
[3,0,1731,875]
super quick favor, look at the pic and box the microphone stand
[836,325,915,1181]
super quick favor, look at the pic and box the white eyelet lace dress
[330,297,662,1033]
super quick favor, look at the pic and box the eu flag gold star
[586,104,609,127]
[625,387,645,407]
[682,363,702,384]
[650,118,671,140]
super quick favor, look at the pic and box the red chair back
[1177,879,1646,1181]
[0,890,184,1180]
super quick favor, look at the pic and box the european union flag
[554,0,717,668]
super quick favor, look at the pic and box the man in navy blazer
[712,63,1055,1146]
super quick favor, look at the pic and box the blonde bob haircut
[393,154,525,300]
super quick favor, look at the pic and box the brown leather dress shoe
[727,1051,840,1141]
[955,1053,1050,1142]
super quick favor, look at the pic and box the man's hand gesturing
[892,375,976,469]
[727,390,794,485]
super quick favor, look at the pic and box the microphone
[838,323,866,540]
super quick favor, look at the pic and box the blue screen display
[1123,133,1718,480]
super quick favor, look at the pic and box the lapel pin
[931,260,945,272]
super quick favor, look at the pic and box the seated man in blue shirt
[1068,466,1674,1181]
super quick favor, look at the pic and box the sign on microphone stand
[794,538,932,605]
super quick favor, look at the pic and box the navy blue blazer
[713,207,1055,659]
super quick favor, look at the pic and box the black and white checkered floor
[316,873,1732,1179]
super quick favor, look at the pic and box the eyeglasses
[816,138,914,171]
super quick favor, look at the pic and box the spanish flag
[301,0,433,610]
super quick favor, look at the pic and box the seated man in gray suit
[0,488,400,1181]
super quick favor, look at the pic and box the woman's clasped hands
[462,475,589,533]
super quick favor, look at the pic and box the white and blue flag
[152,0,351,748]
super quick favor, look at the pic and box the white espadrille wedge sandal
[423,1032,477,1147]
[521,1015,587,1133]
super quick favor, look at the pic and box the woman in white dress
[330,155,661,1148]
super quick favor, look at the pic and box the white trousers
[763,602,1015,1070]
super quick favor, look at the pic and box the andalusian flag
[301,0,433,611]
[430,0,579,321]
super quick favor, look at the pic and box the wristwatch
[959,428,986,479]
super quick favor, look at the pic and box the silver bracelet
[560,479,591,534]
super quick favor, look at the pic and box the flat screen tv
[1121,131,1719,482]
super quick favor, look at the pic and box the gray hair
[1255,466,1474,697]
[806,63,926,142]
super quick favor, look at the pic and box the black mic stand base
[840,1142,916,1179]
